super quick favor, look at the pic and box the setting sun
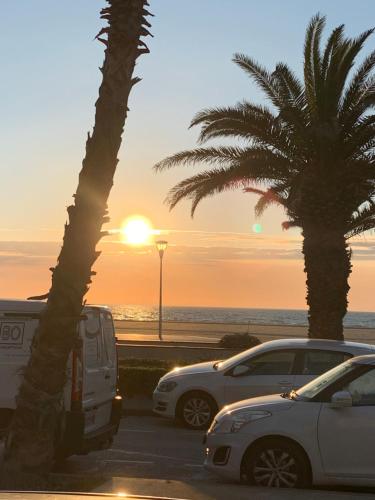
[121,216,153,245]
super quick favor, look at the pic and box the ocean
[110,305,375,328]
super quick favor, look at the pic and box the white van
[0,299,122,458]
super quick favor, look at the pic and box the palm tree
[1,0,151,484]
[155,14,375,341]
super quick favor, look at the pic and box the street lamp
[156,240,168,341]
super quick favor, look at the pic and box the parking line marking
[108,448,193,462]
[118,429,155,433]
[104,459,154,464]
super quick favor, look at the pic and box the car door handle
[104,374,111,380]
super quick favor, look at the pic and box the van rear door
[100,310,117,400]
[0,315,37,409]
[81,308,112,434]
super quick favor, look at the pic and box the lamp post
[156,240,168,341]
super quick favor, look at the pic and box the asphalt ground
[56,415,375,500]
[57,415,208,482]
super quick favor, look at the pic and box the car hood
[162,360,218,380]
[216,394,294,418]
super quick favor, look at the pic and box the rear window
[84,312,102,368]
[100,311,116,364]
[301,350,352,376]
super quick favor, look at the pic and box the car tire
[178,391,217,430]
[242,438,311,488]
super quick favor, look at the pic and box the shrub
[119,358,181,370]
[218,333,261,349]
[118,366,167,398]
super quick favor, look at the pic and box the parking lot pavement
[57,415,211,482]
[57,415,375,499]
[95,477,375,500]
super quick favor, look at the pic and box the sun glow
[121,216,153,245]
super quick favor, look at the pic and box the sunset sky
[1,1,375,311]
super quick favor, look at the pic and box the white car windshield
[295,359,356,400]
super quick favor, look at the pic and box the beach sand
[114,320,375,345]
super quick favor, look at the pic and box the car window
[301,350,352,376]
[240,350,296,376]
[343,368,375,406]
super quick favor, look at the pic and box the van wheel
[242,438,311,488]
[178,392,217,430]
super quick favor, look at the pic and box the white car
[153,338,374,429]
[205,354,375,488]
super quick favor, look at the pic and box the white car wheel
[242,438,311,488]
[179,392,216,430]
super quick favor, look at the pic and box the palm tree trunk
[1,0,151,485]
[302,226,352,340]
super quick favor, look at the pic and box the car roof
[255,338,375,352]
[0,299,110,314]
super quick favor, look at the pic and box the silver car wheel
[253,448,298,488]
[183,397,211,428]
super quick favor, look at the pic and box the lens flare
[252,223,263,234]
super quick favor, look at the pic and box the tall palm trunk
[1,0,151,484]
[302,226,352,339]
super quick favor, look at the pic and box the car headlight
[157,380,178,392]
[213,410,271,434]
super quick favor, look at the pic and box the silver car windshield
[295,359,356,400]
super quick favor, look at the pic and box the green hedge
[119,358,179,370]
[119,366,167,398]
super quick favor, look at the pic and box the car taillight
[71,340,83,410]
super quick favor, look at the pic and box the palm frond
[304,14,326,117]
[191,102,275,143]
[340,50,375,125]
[321,24,345,79]
[272,64,311,149]
[346,201,375,237]
[190,102,305,163]
[154,146,245,171]
[324,29,374,119]
[243,187,268,196]
[165,166,258,216]
[164,153,293,216]
[282,219,301,230]
[253,187,288,217]
[233,53,282,109]
[342,120,375,160]
[273,63,304,105]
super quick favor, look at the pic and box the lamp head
[156,240,168,257]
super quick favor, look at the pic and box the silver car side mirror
[330,390,352,408]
